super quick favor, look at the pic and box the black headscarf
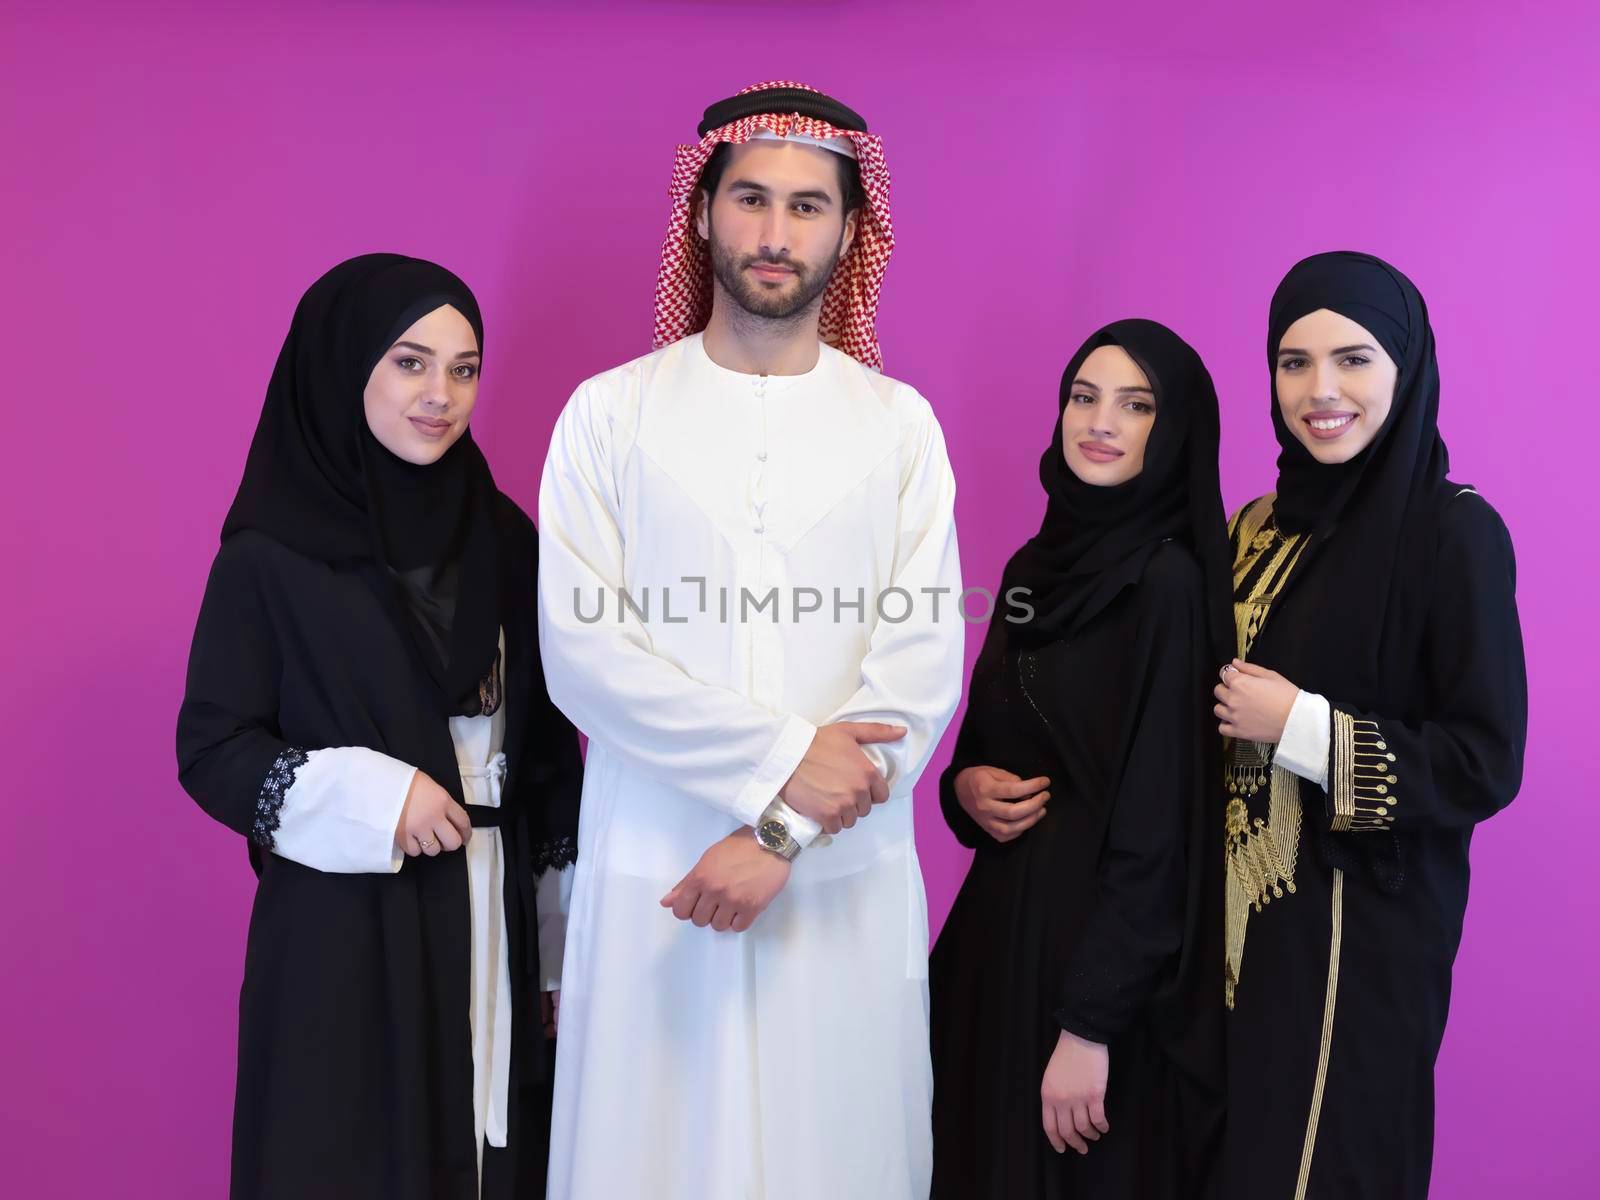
[222,253,502,718]
[1259,251,1452,690]
[1255,252,1454,887]
[1000,319,1234,663]
[1268,250,1450,539]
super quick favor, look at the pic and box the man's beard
[707,217,844,322]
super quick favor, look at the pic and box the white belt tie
[459,751,511,1151]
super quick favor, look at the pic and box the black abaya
[931,546,1222,1199]
[179,499,581,1200]
[930,319,1230,1199]
[176,254,581,1199]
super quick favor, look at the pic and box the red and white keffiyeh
[651,81,895,370]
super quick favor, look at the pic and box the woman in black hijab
[930,320,1231,1199]
[177,254,582,1199]
[1213,251,1526,1198]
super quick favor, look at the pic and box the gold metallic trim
[1230,497,1310,662]
[1224,760,1302,1009]
[1331,709,1356,832]
[1229,493,1275,551]
[1330,712,1399,833]
[1223,493,1317,1009]
[1294,868,1344,1200]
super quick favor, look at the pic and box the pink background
[4,1,1595,1194]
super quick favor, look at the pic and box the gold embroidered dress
[1221,493,1525,1200]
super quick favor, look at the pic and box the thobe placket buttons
[753,376,768,535]
[748,373,783,711]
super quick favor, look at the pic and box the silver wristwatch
[754,810,801,862]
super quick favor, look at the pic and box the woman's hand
[1041,1029,1110,1155]
[955,766,1050,843]
[1214,659,1299,744]
[541,991,560,1040]
[395,771,473,857]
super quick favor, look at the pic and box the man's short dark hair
[697,142,864,217]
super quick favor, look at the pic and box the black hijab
[1000,319,1233,663]
[1256,252,1454,886]
[1269,250,1450,539]
[1258,251,1452,691]
[222,253,502,718]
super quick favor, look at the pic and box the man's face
[695,140,859,321]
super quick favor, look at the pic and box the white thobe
[537,334,964,1200]
[268,633,572,1193]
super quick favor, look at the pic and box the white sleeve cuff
[1275,689,1331,790]
[766,798,823,849]
[856,742,892,791]
[732,715,818,827]
[269,747,415,874]
[536,861,574,992]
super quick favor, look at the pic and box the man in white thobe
[538,82,963,1199]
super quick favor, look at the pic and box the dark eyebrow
[1070,379,1153,397]
[392,340,480,359]
[1276,343,1377,358]
[727,179,836,206]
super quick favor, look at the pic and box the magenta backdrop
[4,1,1595,1194]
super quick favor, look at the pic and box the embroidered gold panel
[1223,496,1312,1009]
[1331,711,1400,832]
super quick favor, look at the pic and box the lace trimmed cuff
[252,748,309,848]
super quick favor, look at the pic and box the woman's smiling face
[362,304,481,465]
[1274,308,1397,464]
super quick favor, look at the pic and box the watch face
[756,819,789,850]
